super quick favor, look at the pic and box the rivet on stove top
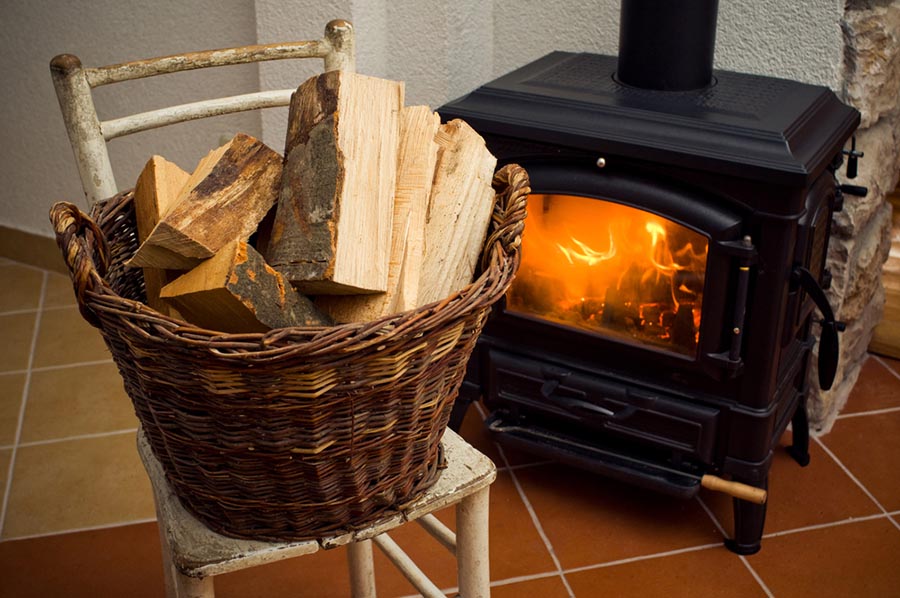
[596,157,607,168]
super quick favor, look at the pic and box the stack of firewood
[128,71,498,333]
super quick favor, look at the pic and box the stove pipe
[616,0,719,91]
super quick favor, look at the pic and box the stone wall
[809,0,900,432]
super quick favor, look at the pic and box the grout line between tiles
[0,304,77,318]
[761,512,890,539]
[473,401,576,598]
[0,308,41,317]
[397,575,574,598]
[0,516,158,543]
[813,435,898,531]
[888,516,900,533]
[1,359,115,377]
[695,495,728,538]
[30,359,115,373]
[837,406,900,419]
[489,448,577,598]
[17,428,138,448]
[696,496,774,598]
[872,354,900,382]
[487,570,568,588]
[890,512,900,531]
[0,260,53,275]
[0,272,47,536]
[739,555,775,598]
[561,541,722,575]
[698,493,894,542]
[0,368,28,376]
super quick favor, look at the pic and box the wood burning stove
[440,0,865,554]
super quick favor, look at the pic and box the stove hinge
[706,235,758,374]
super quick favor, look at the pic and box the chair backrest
[50,19,355,207]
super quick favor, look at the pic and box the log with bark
[159,239,331,333]
[131,155,189,316]
[315,105,439,322]
[129,133,282,270]
[124,72,505,334]
[264,70,404,295]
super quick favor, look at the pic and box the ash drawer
[486,349,720,463]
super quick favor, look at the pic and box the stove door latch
[791,266,845,390]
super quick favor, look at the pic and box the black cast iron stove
[440,0,865,554]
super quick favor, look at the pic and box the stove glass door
[507,193,709,357]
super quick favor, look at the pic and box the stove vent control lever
[833,184,868,214]
[838,184,868,197]
[842,136,864,179]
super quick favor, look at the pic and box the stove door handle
[791,266,844,390]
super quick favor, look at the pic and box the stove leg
[724,477,768,555]
[787,399,811,467]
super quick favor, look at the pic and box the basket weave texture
[49,163,529,541]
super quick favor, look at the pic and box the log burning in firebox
[506,193,709,356]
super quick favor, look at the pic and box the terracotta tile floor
[1,257,899,597]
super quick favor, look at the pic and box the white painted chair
[51,22,497,597]
[50,19,355,207]
[139,427,495,598]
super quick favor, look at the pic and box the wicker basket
[49,163,528,541]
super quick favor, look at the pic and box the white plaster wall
[3,0,847,238]
[253,0,353,151]
[254,0,493,149]
[1,0,260,237]
[716,0,845,89]
[492,0,621,78]
[256,0,844,132]
[491,0,843,88]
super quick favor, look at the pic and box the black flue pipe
[616,0,719,91]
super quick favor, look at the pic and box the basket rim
[52,164,530,360]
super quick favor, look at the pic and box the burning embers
[507,194,709,356]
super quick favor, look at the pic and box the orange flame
[646,221,684,274]
[506,194,710,357]
[557,231,616,266]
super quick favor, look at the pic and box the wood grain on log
[316,105,439,322]
[130,133,282,270]
[131,155,190,316]
[159,239,331,333]
[417,119,497,306]
[265,71,404,295]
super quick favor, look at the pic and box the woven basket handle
[483,163,530,271]
[49,201,110,328]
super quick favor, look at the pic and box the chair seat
[137,426,496,579]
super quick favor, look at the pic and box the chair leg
[156,508,215,598]
[456,486,491,598]
[347,539,377,598]
[173,573,215,598]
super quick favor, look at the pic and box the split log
[131,156,189,316]
[129,133,282,270]
[159,239,331,333]
[264,71,404,295]
[316,105,440,322]
[417,119,497,306]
